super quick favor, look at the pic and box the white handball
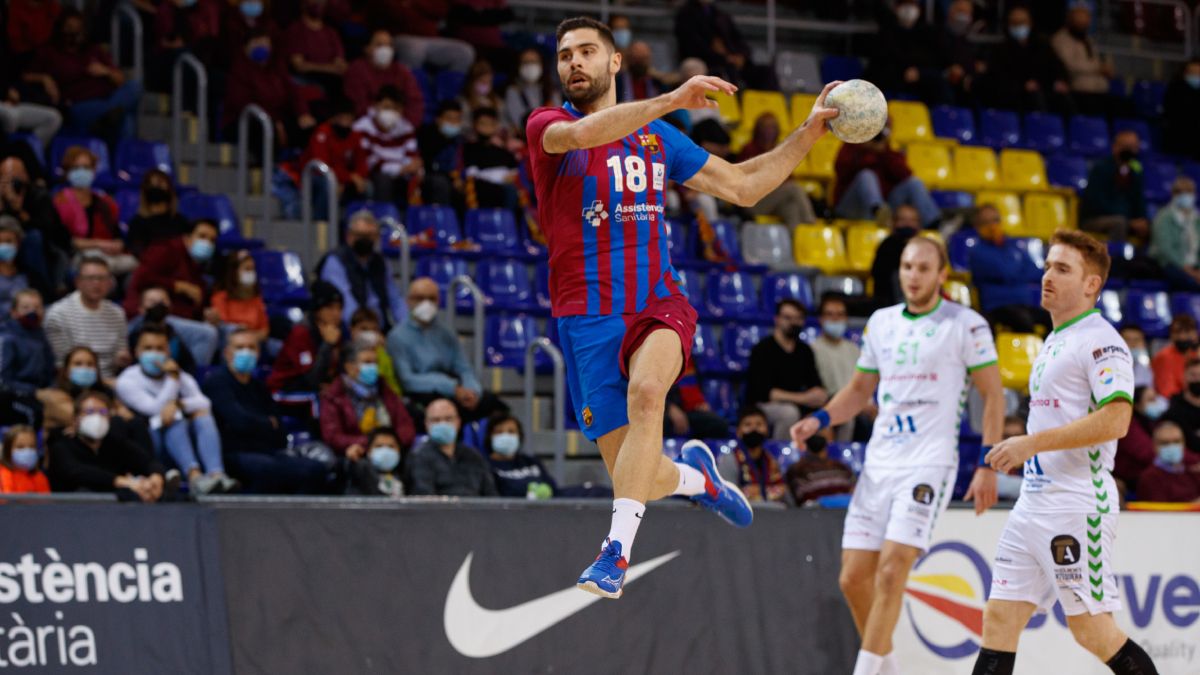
[824,79,888,144]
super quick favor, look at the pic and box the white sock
[881,651,900,675]
[605,498,645,561]
[673,462,708,496]
[851,650,886,675]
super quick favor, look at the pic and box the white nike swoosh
[443,550,681,658]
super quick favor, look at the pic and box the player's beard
[564,71,612,109]
[905,283,940,309]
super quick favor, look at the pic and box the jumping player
[791,237,1004,675]
[973,231,1158,675]
[526,16,839,599]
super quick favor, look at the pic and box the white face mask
[411,300,438,324]
[519,63,542,83]
[239,270,257,287]
[357,330,381,347]
[376,108,401,130]
[372,44,394,67]
[79,413,110,440]
[897,3,920,27]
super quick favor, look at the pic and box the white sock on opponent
[851,650,886,675]
[605,498,645,560]
[673,463,708,497]
[881,651,900,675]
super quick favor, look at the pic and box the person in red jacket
[6,0,61,62]
[290,97,370,210]
[221,31,315,148]
[343,29,425,124]
[832,123,940,228]
[268,280,344,393]
[123,219,217,320]
[319,334,416,458]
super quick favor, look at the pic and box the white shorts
[841,464,956,552]
[989,507,1121,616]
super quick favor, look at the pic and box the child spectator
[210,250,269,344]
[1,288,74,426]
[485,412,555,498]
[353,86,421,206]
[344,29,425,124]
[53,145,137,274]
[348,307,401,396]
[417,100,466,207]
[0,216,29,316]
[268,280,344,392]
[345,426,405,497]
[463,107,518,209]
[126,169,189,256]
[0,425,50,494]
[318,334,415,457]
[48,390,167,501]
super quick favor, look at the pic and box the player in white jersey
[792,237,1005,675]
[973,231,1158,675]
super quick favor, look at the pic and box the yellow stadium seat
[708,91,740,126]
[1000,149,1048,191]
[950,146,999,190]
[906,143,953,188]
[831,219,875,230]
[1021,192,1069,239]
[796,134,842,179]
[888,100,932,144]
[793,224,847,274]
[730,125,752,153]
[996,332,1043,392]
[845,224,889,273]
[943,279,974,308]
[741,90,791,131]
[790,93,818,127]
[976,190,1024,233]
[919,230,945,246]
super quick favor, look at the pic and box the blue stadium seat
[687,219,742,265]
[1113,118,1153,153]
[764,440,802,471]
[1141,160,1177,205]
[48,135,114,187]
[435,70,466,103]
[931,190,974,211]
[978,109,1021,149]
[345,200,402,226]
[476,258,534,312]
[700,379,738,421]
[930,105,975,144]
[721,322,770,373]
[827,442,865,475]
[665,219,692,263]
[178,192,259,247]
[1183,161,1200,190]
[9,132,45,171]
[1171,293,1200,325]
[115,139,172,186]
[820,55,864,83]
[465,208,523,256]
[1021,112,1065,154]
[761,272,814,312]
[704,270,760,320]
[414,256,473,309]
[251,250,309,306]
[1125,289,1171,338]
[1132,80,1166,119]
[534,262,551,313]
[947,228,980,272]
[1098,289,1124,324]
[662,437,685,456]
[406,205,462,251]
[411,69,436,124]
[114,188,140,226]
[1068,116,1110,157]
[1046,154,1089,191]
[691,323,722,374]
[485,314,545,369]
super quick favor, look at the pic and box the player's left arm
[986,399,1132,474]
[683,80,841,207]
[964,364,1003,514]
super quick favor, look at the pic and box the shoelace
[590,545,626,577]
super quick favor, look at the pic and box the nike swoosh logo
[443,550,681,658]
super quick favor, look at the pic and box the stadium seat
[345,200,402,226]
[813,275,864,298]
[906,143,953,188]
[790,93,818,128]
[1099,289,1124,324]
[704,270,761,320]
[845,223,889,274]
[691,323,723,373]
[931,190,974,211]
[975,190,1023,232]
[114,139,172,186]
[950,146,998,190]
[820,55,864,83]
[947,227,980,272]
[465,208,523,255]
[476,258,534,312]
[999,149,1048,191]
[114,188,141,226]
[1141,160,1177,205]
[930,105,975,144]
[943,279,974,308]
[665,219,692,263]
[795,135,840,179]
[534,262,551,312]
[689,218,742,264]
[1132,80,1166,119]
[485,314,542,368]
[978,109,1021,149]
[741,223,794,269]
[178,192,255,246]
[1068,115,1110,157]
[1012,236,1046,269]
[740,90,791,129]
[1020,193,1068,239]
[701,379,738,422]
[9,132,44,171]
[775,51,822,93]
[1046,154,1089,192]
[406,205,461,250]
[49,135,112,179]
[793,224,847,273]
[411,69,435,123]
[435,70,465,103]
[1125,289,1172,338]
[887,101,932,145]
[1171,293,1200,325]
[709,90,740,126]
[1021,112,1065,154]
[721,322,771,373]
[414,256,473,309]
[1113,118,1153,153]
[761,272,815,311]
[251,249,309,306]
[995,333,1043,392]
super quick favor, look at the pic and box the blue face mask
[357,362,379,387]
[1159,443,1184,465]
[240,0,263,18]
[492,432,520,456]
[612,28,632,50]
[189,238,215,262]
[0,243,16,262]
[1144,396,1169,421]
[139,351,166,376]
[1187,74,1200,90]
[11,447,39,471]
[249,45,271,65]
[439,123,461,138]
[67,167,95,189]
[370,445,400,473]
[69,366,97,388]
[822,320,847,339]
[429,422,457,445]
[1175,193,1196,211]
[232,348,258,374]
[1009,25,1031,41]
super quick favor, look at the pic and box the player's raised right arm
[790,369,879,445]
[541,75,737,154]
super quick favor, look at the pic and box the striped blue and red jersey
[526,102,710,317]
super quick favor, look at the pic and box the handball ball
[825,79,888,144]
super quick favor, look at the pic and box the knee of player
[1067,616,1122,658]
[626,377,669,413]
[838,565,871,594]
[874,555,914,592]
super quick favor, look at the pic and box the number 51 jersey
[856,299,998,469]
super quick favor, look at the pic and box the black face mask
[16,312,39,330]
[1117,149,1137,164]
[741,431,766,449]
[784,323,804,340]
[1175,340,1196,353]
[145,303,169,323]
[145,187,171,205]
[351,238,375,257]
[331,124,351,139]
[629,63,649,78]
[1189,382,1200,398]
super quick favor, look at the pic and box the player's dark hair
[736,406,767,425]
[1049,229,1110,287]
[775,298,806,318]
[818,292,847,316]
[556,16,616,52]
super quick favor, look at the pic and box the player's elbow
[730,181,762,208]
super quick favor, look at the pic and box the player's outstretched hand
[803,80,843,132]
[668,75,738,111]
[963,467,998,515]
[985,435,1037,474]
[790,417,821,447]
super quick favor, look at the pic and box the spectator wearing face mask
[55,345,113,400]
[718,407,788,504]
[938,0,984,107]
[1152,315,1198,399]
[745,299,827,440]
[866,0,947,106]
[0,156,71,296]
[784,433,854,506]
[1051,3,1129,118]
[1137,419,1200,502]
[833,124,940,228]
[222,32,316,149]
[268,281,345,393]
[458,59,505,131]
[736,112,816,226]
[48,391,167,500]
[0,425,49,494]
[348,307,400,396]
[980,6,1074,116]
[126,286,201,375]
[0,288,73,426]
[217,1,279,74]
[286,97,370,218]
[1164,59,1200,161]
[352,86,422,207]
[1149,177,1200,292]
[810,293,872,441]
[616,41,666,103]
[1116,386,1186,494]
[485,412,555,498]
[609,14,633,54]
[0,216,29,316]
[1120,324,1154,389]
[345,426,406,497]
[968,203,1049,333]
[417,100,466,208]
[53,146,137,275]
[505,48,559,131]
[1081,130,1149,240]
[463,107,518,209]
[406,397,497,496]
[210,250,269,344]
[318,210,406,329]
[1164,358,1200,455]
[125,170,189,257]
[319,335,415,459]
[344,29,424,124]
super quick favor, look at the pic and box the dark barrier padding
[0,503,232,674]
[216,501,857,675]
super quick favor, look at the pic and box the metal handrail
[110,3,144,87]
[1099,0,1193,62]
[171,53,207,187]
[384,222,412,293]
[236,104,273,233]
[300,159,339,257]
[524,338,567,485]
[445,275,486,378]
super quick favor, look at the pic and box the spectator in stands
[459,59,505,129]
[615,41,666,103]
[6,0,61,63]
[221,32,315,148]
[1080,130,1148,240]
[0,288,73,425]
[289,96,369,215]
[385,1,475,74]
[608,13,632,51]
[866,0,946,105]
[1,155,70,296]
[319,334,416,459]
[869,204,921,308]
[345,426,406,497]
[982,6,1074,115]
[664,365,730,440]
[48,390,167,500]
[345,29,424,124]
[937,0,984,107]
[811,293,871,441]
[505,48,559,131]
[464,107,519,209]
[485,412,556,499]
[1116,386,1175,494]
[0,425,50,494]
[126,170,188,256]
[1138,419,1200,502]
[268,280,344,392]
[44,256,130,378]
[203,329,330,494]
[0,41,62,147]
[726,407,788,504]
[746,299,827,440]
[353,86,421,207]
[968,203,1048,333]
[1149,177,1200,292]
[116,324,233,495]
[674,0,775,90]
[0,217,29,316]
[1153,315,1198,399]
[1051,3,1127,118]
[405,397,497,496]
[318,210,405,330]
[1120,324,1154,389]
[445,0,515,70]
[152,0,222,90]
[283,0,346,109]
[388,277,504,422]
[127,286,201,374]
[30,10,143,143]
[1165,358,1200,453]
[210,250,269,344]
[785,434,854,506]
[418,100,467,207]
[832,125,940,228]
[217,0,280,73]
[56,345,112,400]
[53,146,137,275]
[349,307,401,396]
[1164,59,1200,161]
[735,113,817,226]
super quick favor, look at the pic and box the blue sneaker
[680,440,754,528]
[576,539,629,599]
